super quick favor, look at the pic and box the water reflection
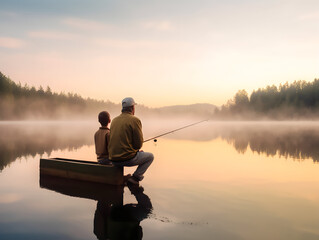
[1,121,319,173]
[0,122,95,171]
[170,122,319,162]
[40,175,152,240]
[223,124,319,162]
[1,121,319,240]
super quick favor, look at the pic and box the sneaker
[127,176,140,185]
[123,174,132,184]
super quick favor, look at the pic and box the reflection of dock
[40,158,124,185]
[40,174,123,203]
[40,174,152,240]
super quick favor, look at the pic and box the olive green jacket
[108,112,143,161]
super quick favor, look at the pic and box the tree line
[0,71,119,120]
[1,70,319,120]
[216,79,319,119]
[0,71,215,120]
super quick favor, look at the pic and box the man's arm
[132,119,143,150]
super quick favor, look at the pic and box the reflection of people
[108,97,154,185]
[94,184,153,240]
[94,111,112,165]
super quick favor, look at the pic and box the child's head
[98,111,110,127]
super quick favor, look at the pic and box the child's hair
[98,111,110,126]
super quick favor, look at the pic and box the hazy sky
[0,0,318,107]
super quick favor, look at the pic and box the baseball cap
[122,97,137,107]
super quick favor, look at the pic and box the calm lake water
[1,120,319,240]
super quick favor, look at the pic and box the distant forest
[1,71,319,120]
[0,71,119,120]
[0,72,215,120]
[216,79,319,119]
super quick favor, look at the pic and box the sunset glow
[1,1,318,107]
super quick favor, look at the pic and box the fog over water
[0,121,95,171]
[1,120,318,172]
[160,121,319,162]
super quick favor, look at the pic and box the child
[94,111,112,165]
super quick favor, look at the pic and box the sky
[0,0,318,107]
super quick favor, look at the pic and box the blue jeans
[112,151,154,181]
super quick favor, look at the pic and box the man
[108,97,154,185]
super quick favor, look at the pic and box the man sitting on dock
[108,97,154,185]
[94,111,112,165]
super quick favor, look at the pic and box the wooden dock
[40,158,124,185]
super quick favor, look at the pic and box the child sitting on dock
[94,111,112,165]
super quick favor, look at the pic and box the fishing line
[143,119,209,143]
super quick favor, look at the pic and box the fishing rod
[143,119,209,143]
